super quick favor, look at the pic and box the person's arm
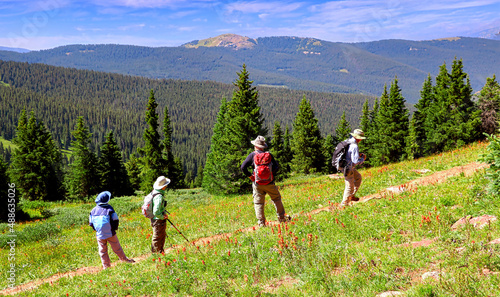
[240,152,255,177]
[110,211,119,231]
[350,145,365,166]
[89,213,96,231]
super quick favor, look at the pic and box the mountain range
[0,34,499,103]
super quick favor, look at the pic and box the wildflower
[228,251,231,256]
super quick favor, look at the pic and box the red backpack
[253,151,273,185]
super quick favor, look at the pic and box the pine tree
[99,130,133,196]
[203,98,234,193]
[194,165,203,188]
[370,86,390,166]
[139,90,166,192]
[425,58,480,152]
[67,116,100,200]
[291,96,324,174]
[163,105,184,189]
[281,125,293,176]
[406,115,419,160]
[322,134,337,173]
[358,99,372,161]
[10,110,66,201]
[478,75,500,135]
[203,65,267,194]
[414,74,434,157]
[335,111,352,142]
[125,153,141,192]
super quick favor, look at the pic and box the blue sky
[1,0,499,51]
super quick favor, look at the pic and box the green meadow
[1,141,500,296]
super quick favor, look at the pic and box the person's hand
[249,175,255,182]
[360,153,367,160]
[163,213,168,219]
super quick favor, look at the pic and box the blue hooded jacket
[89,191,119,239]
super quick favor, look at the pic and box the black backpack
[331,140,350,174]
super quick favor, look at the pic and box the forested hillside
[0,60,373,175]
[1,36,498,103]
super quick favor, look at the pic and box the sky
[1,0,499,51]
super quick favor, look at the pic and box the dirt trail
[0,162,488,295]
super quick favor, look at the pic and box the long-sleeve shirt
[345,137,365,169]
[152,189,167,220]
[240,150,280,181]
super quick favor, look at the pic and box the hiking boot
[125,258,135,263]
[258,220,266,227]
[349,196,360,202]
[278,215,291,223]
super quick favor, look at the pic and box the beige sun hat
[250,135,268,149]
[153,176,171,190]
[350,129,366,140]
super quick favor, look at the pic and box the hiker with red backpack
[338,129,366,206]
[241,136,291,227]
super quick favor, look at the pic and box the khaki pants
[342,168,362,205]
[97,234,128,269]
[151,218,167,253]
[252,183,285,224]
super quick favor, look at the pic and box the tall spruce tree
[478,75,500,135]
[140,90,166,192]
[203,65,266,194]
[291,97,324,174]
[163,105,184,189]
[370,86,389,166]
[125,153,141,192]
[67,116,100,200]
[425,58,480,152]
[358,99,372,159]
[99,130,133,196]
[10,110,65,201]
[322,134,337,173]
[413,74,434,157]
[335,111,352,142]
[281,125,293,176]
[203,98,233,193]
[371,80,409,165]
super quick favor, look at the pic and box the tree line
[202,59,500,194]
[0,60,370,183]
[1,58,498,218]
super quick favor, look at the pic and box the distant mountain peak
[182,33,257,49]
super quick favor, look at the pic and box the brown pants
[150,218,167,253]
[342,168,362,205]
[252,182,286,224]
[97,234,128,269]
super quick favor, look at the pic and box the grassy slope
[1,141,500,296]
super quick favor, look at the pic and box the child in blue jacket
[89,191,134,269]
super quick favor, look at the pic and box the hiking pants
[342,168,362,205]
[252,182,285,224]
[150,218,167,253]
[97,234,128,269]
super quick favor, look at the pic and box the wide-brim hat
[250,135,268,149]
[153,176,171,190]
[350,129,366,140]
[95,191,111,205]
